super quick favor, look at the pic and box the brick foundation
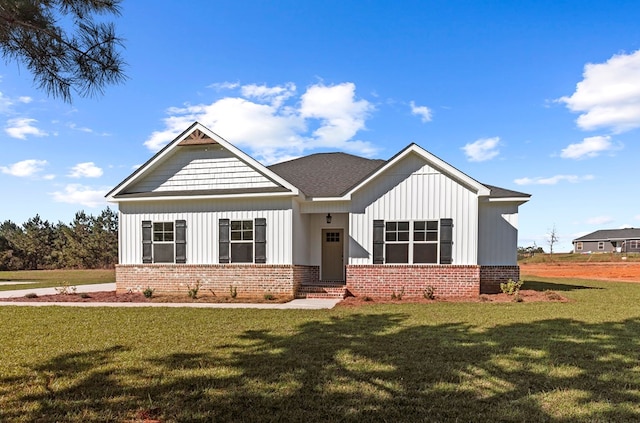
[346,265,481,298]
[116,264,320,297]
[479,265,520,294]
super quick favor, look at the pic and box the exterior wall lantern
[326,213,332,224]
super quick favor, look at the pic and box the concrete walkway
[0,283,342,309]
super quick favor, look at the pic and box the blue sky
[2,0,640,252]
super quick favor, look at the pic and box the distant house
[573,229,640,254]
[106,122,530,298]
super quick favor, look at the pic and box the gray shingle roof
[268,152,530,199]
[484,184,531,199]
[574,228,640,242]
[268,152,386,197]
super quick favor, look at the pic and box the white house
[106,122,530,298]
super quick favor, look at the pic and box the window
[380,220,441,264]
[576,242,583,251]
[413,221,438,263]
[629,240,640,250]
[219,218,266,264]
[598,241,605,250]
[142,220,186,264]
[231,220,254,263]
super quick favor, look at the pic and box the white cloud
[17,96,32,104]
[462,137,501,162]
[558,49,640,132]
[5,118,47,139]
[68,162,103,178]
[240,82,296,107]
[514,174,595,185]
[586,216,613,225]
[144,81,377,163]
[0,159,48,177]
[410,101,432,122]
[50,184,108,208]
[560,135,618,159]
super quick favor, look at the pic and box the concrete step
[296,284,348,299]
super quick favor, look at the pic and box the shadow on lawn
[4,314,640,422]
[524,279,602,292]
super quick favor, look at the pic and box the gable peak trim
[178,128,218,146]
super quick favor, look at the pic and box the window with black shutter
[219,218,266,263]
[373,219,453,264]
[142,220,185,263]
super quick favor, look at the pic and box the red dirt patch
[521,262,640,282]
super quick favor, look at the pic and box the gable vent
[178,129,218,146]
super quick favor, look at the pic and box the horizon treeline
[0,208,118,271]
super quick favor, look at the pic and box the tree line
[0,208,118,271]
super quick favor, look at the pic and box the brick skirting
[479,265,520,294]
[346,265,481,298]
[116,264,320,297]
[116,263,519,298]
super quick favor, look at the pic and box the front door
[322,229,344,281]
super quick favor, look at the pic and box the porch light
[326,213,332,224]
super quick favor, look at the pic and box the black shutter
[175,220,186,263]
[219,219,230,263]
[440,218,453,264]
[254,218,266,263]
[373,220,384,264]
[142,220,152,263]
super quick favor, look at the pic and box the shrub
[54,281,77,295]
[391,287,405,300]
[229,285,237,299]
[187,281,201,299]
[24,292,38,299]
[423,286,435,300]
[79,292,91,299]
[143,287,155,299]
[264,293,275,301]
[362,295,373,302]
[500,279,524,295]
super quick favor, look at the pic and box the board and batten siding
[125,146,280,193]
[478,202,519,265]
[349,153,479,265]
[118,198,293,265]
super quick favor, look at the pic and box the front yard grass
[1,276,640,422]
[0,269,114,291]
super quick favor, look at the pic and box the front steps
[296,282,348,299]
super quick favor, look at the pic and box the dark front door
[322,229,344,281]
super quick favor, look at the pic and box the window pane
[414,221,425,230]
[153,223,163,232]
[243,230,253,241]
[154,244,174,263]
[386,233,397,242]
[398,231,410,242]
[231,221,242,230]
[414,232,425,242]
[426,221,438,231]
[164,222,174,232]
[414,244,437,263]
[243,221,253,230]
[231,231,242,241]
[386,244,408,263]
[153,233,163,242]
[165,233,174,242]
[231,243,253,263]
[426,232,438,242]
[386,222,397,231]
[398,221,409,231]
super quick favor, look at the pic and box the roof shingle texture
[574,228,640,242]
[269,152,386,197]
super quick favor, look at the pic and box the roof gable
[345,143,491,199]
[106,122,299,201]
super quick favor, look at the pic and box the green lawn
[0,269,114,291]
[1,277,640,422]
